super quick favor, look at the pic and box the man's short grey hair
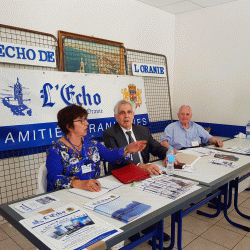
[114,100,135,115]
[178,105,192,112]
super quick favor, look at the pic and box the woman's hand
[72,179,102,192]
[125,140,147,156]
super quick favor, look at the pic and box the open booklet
[68,179,123,199]
[134,175,198,200]
[20,204,122,250]
[85,193,151,223]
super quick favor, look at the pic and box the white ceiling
[136,0,239,14]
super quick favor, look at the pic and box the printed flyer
[20,204,122,250]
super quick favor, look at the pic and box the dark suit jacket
[103,123,167,172]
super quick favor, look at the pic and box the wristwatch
[70,176,79,188]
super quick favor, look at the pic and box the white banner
[0,68,148,151]
[0,42,57,67]
[132,62,166,78]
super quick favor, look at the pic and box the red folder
[111,163,150,184]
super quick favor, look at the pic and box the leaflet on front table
[20,204,122,250]
[15,194,60,213]
[85,194,151,223]
[68,179,123,199]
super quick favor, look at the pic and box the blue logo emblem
[1,78,32,116]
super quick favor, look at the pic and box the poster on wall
[0,68,148,151]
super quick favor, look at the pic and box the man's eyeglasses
[73,118,88,124]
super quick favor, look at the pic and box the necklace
[72,141,82,148]
[65,136,88,161]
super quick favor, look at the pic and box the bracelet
[70,176,79,188]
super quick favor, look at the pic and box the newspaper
[20,204,122,250]
[134,175,198,200]
[85,193,151,223]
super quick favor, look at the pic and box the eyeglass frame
[73,117,88,124]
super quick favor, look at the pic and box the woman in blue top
[46,105,146,192]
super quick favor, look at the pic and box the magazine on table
[134,175,198,200]
[15,194,60,213]
[68,179,123,199]
[20,204,122,250]
[85,193,151,223]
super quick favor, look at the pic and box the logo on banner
[1,78,32,116]
[121,84,142,108]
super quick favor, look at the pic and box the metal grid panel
[125,49,172,161]
[0,24,58,71]
[62,36,125,74]
[0,25,59,224]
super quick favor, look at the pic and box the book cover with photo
[85,194,151,223]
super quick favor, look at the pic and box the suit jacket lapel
[114,123,128,148]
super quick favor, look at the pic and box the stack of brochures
[134,175,198,200]
[85,193,151,223]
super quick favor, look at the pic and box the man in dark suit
[103,100,167,174]
[103,99,170,244]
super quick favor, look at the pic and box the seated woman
[46,105,146,192]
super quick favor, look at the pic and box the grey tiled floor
[1,190,250,250]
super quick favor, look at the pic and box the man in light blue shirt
[160,105,223,153]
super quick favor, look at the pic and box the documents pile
[85,193,151,223]
[134,175,198,200]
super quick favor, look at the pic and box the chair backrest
[36,162,47,195]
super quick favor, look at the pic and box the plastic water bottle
[166,147,175,175]
[246,120,250,140]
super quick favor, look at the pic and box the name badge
[81,164,92,174]
[192,141,199,147]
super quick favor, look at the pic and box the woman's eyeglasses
[73,118,88,124]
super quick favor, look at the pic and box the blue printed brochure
[85,194,151,223]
